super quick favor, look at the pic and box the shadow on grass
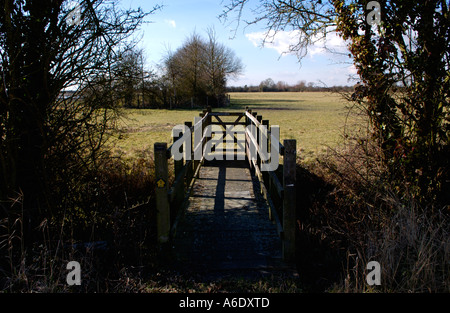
[228,100,307,111]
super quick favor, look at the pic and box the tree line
[227,78,355,93]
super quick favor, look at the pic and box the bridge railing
[154,106,297,262]
[244,108,297,262]
[154,108,210,244]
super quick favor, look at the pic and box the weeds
[296,128,450,292]
[0,156,158,292]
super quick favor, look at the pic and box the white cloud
[246,30,299,55]
[165,19,176,28]
[308,31,350,57]
[246,29,350,58]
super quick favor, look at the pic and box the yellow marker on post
[156,178,166,188]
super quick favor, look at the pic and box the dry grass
[0,157,158,292]
[296,131,450,293]
[363,198,449,292]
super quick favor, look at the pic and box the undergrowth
[1,131,448,293]
[295,134,450,292]
[0,156,158,292]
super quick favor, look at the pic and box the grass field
[110,92,361,164]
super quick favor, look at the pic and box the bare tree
[221,0,336,59]
[205,27,244,106]
[0,0,159,242]
[180,32,207,104]
[113,47,146,108]
[160,46,182,108]
[259,78,276,92]
[160,30,243,107]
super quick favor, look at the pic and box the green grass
[109,108,204,161]
[227,92,359,163]
[109,92,361,164]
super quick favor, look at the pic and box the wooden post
[155,142,170,244]
[267,126,274,222]
[173,128,183,181]
[194,116,202,178]
[201,109,207,155]
[200,111,206,168]
[261,119,269,194]
[205,106,212,159]
[256,115,262,169]
[245,108,252,168]
[206,106,212,129]
[185,121,193,187]
[282,139,296,262]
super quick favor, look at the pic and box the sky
[124,0,358,87]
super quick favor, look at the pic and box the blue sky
[125,0,357,87]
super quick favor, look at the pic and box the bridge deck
[171,158,290,276]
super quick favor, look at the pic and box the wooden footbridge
[154,107,297,273]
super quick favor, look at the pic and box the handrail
[268,170,283,199]
[244,107,296,261]
[209,112,244,116]
[245,111,261,128]
[155,106,297,262]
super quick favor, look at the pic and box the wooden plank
[245,108,251,168]
[208,112,245,116]
[185,121,194,187]
[213,115,225,126]
[231,114,244,126]
[210,122,247,126]
[245,127,259,153]
[256,115,262,169]
[205,130,246,135]
[193,117,203,174]
[245,127,259,164]
[262,184,284,239]
[246,126,274,162]
[268,170,283,199]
